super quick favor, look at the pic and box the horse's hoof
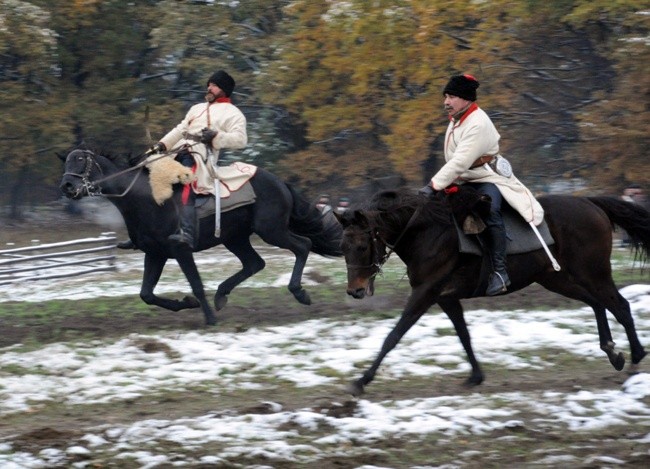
[205,317,217,327]
[293,289,311,305]
[464,373,484,387]
[345,380,365,397]
[611,352,626,371]
[214,295,228,311]
[183,296,200,308]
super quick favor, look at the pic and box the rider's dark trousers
[467,182,508,275]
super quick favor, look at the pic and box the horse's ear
[56,151,67,162]
[353,210,370,229]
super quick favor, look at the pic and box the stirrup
[486,271,511,296]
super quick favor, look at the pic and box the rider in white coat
[118,70,247,251]
[420,74,543,296]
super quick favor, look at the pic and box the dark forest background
[1,0,648,219]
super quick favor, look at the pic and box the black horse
[335,188,650,396]
[59,148,342,325]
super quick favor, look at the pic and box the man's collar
[450,102,478,124]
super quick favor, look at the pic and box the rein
[63,149,146,198]
[63,144,196,199]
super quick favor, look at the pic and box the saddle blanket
[196,180,256,218]
[211,162,257,196]
[195,161,257,218]
[457,204,554,255]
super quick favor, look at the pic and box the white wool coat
[159,100,247,195]
[431,104,544,225]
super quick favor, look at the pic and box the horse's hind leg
[256,230,312,306]
[140,253,201,312]
[593,304,625,371]
[214,238,265,310]
[538,275,645,371]
[587,288,646,371]
[613,291,647,370]
[174,249,216,326]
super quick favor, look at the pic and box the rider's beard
[205,92,216,103]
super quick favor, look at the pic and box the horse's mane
[354,189,452,234]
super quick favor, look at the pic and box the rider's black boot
[168,204,196,250]
[484,225,511,296]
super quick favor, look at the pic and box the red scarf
[214,97,231,103]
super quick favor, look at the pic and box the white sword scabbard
[206,145,221,238]
[214,177,221,238]
[529,221,561,271]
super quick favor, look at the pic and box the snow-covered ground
[1,249,649,467]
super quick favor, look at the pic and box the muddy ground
[1,217,649,468]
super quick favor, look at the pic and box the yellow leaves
[277,137,391,189]
[273,0,530,186]
[381,95,445,181]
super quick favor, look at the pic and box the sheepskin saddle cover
[147,158,257,210]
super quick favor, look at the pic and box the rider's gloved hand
[146,142,166,155]
[418,184,437,200]
[200,128,217,145]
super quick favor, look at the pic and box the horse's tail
[588,196,650,263]
[286,184,343,257]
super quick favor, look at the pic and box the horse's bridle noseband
[63,150,105,198]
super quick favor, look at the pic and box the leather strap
[469,154,495,169]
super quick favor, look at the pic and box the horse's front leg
[347,286,436,397]
[438,298,484,385]
[140,253,201,312]
[174,248,216,326]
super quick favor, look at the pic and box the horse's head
[60,149,131,200]
[334,209,386,299]
[59,149,106,199]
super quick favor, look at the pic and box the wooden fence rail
[0,233,117,285]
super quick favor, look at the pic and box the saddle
[446,186,554,255]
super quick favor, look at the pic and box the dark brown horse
[335,188,650,396]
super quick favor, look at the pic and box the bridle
[345,205,423,280]
[62,150,106,198]
[63,140,206,199]
[345,227,391,274]
[63,149,152,199]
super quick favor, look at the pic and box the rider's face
[205,82,225,102]
[444,94,472,117]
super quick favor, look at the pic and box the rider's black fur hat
[443,74,479,101]
[207,70,235,97]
